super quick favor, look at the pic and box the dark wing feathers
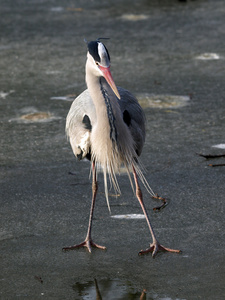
[82,114,92,130]
[117,87,145,156]
[123,110,131,127]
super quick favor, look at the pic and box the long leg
[63,161,106,253]
[132,166,181,257]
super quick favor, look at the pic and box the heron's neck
[85,64,136,178]
[86,71,119,142]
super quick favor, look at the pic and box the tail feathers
[103,171,111,214]
[98,160,155,214]
[134,163,156,197]
[96,161,122,214]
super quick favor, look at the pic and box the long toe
[62,239,106,253]
[139,241,181,257]
[62,241,87,252]
[90,240,107,250]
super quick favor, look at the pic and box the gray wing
[117,86,146,156]
[66,89,96,160]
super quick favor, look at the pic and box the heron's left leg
[132,166,181,257]
[63,161,106,253]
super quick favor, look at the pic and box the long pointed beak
[99,65,121,99]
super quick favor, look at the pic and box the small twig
[208,163,225,167]
[152,194,168,211]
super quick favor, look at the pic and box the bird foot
[152,194,168,211]
[139,240,181,257]
[62,238,106,253]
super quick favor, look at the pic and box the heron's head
[86,40,120,99]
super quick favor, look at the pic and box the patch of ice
[111,214,145,219]
[0,90,15,99]
[137,94,190,109]
[50,7,64,12]
[212,144,225,149]
[195,53,220,60]
[9,109,61,123]
[51,96,75,101]
[120,14,149,21]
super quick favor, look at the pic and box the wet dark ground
[0,0,225,299]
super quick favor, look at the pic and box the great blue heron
[63,39,180,257]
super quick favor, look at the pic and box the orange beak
[99,65,121,99]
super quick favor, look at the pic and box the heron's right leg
[62,161,106,253]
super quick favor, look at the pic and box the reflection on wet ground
[73,278,187,300]
[73,278,147,300]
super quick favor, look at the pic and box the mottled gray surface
[0,0,225,299]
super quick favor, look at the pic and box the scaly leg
[132,166,181,257]
[63,161,106,253]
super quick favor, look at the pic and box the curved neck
[85,63,119,143]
